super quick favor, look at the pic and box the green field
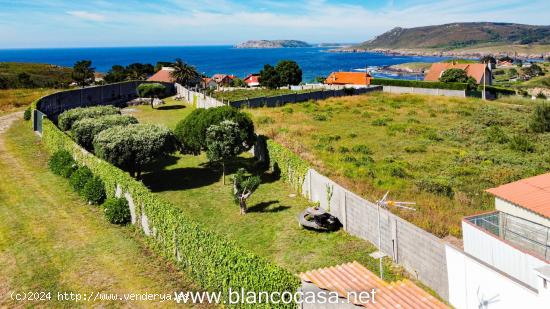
[0,119,211,308]
[127,99,403,280]
[0,62,72,89]
[213,89,308,102]
[246,92,550,237]
[0,88,56,114]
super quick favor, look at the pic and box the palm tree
[170,58,200,87]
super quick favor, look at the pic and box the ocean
[0,46,450,81]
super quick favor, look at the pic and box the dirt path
[0,116,212,308]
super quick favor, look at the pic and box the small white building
[446,173,550,308]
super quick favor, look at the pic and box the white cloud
[67,10,106,22]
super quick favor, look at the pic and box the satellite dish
[477,287,500,309]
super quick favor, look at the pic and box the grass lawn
[213,89,309,102]
[246,92,550,237]
[0,119,211,308]
[0,88,56,114]
[128,97,403,281]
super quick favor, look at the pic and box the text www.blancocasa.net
[10,288,377,305]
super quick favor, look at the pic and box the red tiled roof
[424,63,488,83]
[244,74,260,84]
[147,69,175,83]
[300,261,448,308]
[486,173,550,219]
[325,72,372,85]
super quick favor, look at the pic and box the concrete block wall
[382,85,466,98]
[302,168,449,300]
[38,81,175,120]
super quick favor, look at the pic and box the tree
[71,114,138,151]
[136,83,167,108]
[126,63,155,80]
[479,55,496,64]
[17,72,34,88]
[232,168,260,215]
[439,68,469,83]
[498,56,513,63]
[93,124,177,179]
[313,76,326,83]
[104,65,127,83]
[275,60,302,86]
[259,64,280,89]
[175,106,255,155]
[72,60,95,87]
[171,58,200,86]
[230,77,247,87]
[206,120,248,184]
[523,64,543,79]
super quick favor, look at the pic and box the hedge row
[371,78,469,90]
[484,85,517,96]
[264,138,310,193]
[40,118,300,308]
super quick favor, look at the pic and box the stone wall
[37,81,175,120]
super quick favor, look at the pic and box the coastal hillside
[0,62,72,88]
[235,40,311,48]
[349,22,550,58]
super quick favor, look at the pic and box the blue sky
[0,0,549,48]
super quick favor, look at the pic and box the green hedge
[484,85,517,96]
[40,118,300,308]
[371,78,469,90]
[264,138,310,193]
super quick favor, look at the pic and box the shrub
[72,114,138,150]
[82,176,106,205]
[48,149,76,178]
[509,135,535,153]
[175,106,255,155]
[351,144,372,155]
[69,166,93,194]
[485,126,509,143]
[256,116,274,124]
[58,105,120,131]
[136,83,167,108]
[23,107,31,121]
[536,92,547,100]
[439,68,469,83]
[94,124,178,179]
[103,198,131,225]
[530,103,550,133]
[416,178,454,198]
[313,114,327,121]
[371,118,391,126]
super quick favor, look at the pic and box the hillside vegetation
[248,93,550,237]
[358,22,550,50]
[0,62,72,89]
[0,88,55,113]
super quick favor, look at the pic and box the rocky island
[235,40,311,48]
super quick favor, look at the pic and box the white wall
[381,85,466,97]
[462,221,548,289]
[495,198,550,228]
[446,245,542,309]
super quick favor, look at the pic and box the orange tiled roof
[486,173,550,219]
[424,62,488,83]
[300,261,448,308]
[147,69,175,83]
[325,72,371,85]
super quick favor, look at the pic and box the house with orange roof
[424,62,492,85]
[147,67,176,83]
[300,261,448,308]
[243,74,260,87]
[324,72,372,86]
[211,74,235,86]
[202,77,217,90]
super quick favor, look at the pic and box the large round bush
[58,105,120,131]
[103,198,131,225]
[48,149,76,178]
[69,166,93,194]
[82,176,106,205]
[174,106,255,155]
[93,123,177,178]
[72,114,138,150]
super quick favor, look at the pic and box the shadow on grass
[157,105,185,110]
[247,200,290,213]
[142,167,220,192]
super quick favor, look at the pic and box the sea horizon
[0,45,449,81]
